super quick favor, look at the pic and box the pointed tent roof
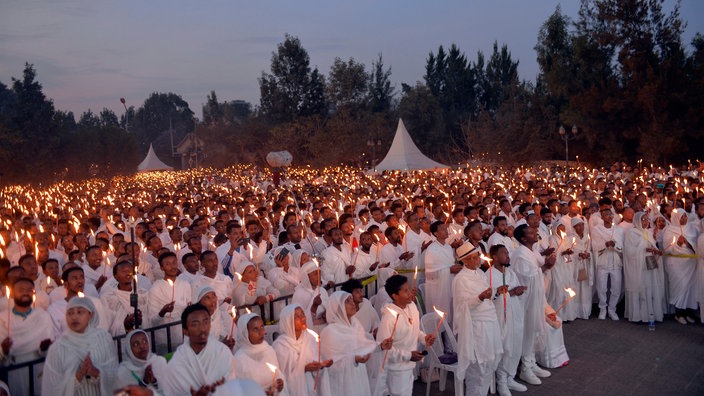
[374,119,449,171]
[137,144,173,172]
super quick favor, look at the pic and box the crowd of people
[0,161,703,396]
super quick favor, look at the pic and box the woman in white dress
[234,313,288,395]
[547,223,578,321]
[41,297,118,395]
[320,291,382,396]
[623,212,666,323]
[663,209,698,324]
[272,304,333,396]
[115,329,168,393]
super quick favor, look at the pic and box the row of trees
[1,0,702,184]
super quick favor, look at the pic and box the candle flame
[479,253,492,264]
[245,307,251,314]
[385,306,399,318]
[414,265,418,280]
[46,277,52,287]
[559,230,566,239]
[306,328,319,341]
[167,279,174,287]
[5,286,10,298]
[564,287,576,298]
[231,306,237,319]
[433,305,445,318]
[235,272,243,281]
[265,362,277,373]
[77,291,85,298]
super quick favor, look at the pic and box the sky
[1,0,703,119]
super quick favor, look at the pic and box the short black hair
[384,274,408,299]
[492,216,507,227]
[158,251,177,267]
[489,244,506,260]
[430,220,444,236]
[514,224,529,244]
[61,266,84,282]
[181,303,210,329]
[182,252,196,265]
[340,278,363,294]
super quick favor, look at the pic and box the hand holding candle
[266,362,278,393]
[555,288,576,315]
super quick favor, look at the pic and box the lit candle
[381,307,400,370]
[307,328,321,391]
[229,272,243,302]
[228,307,237,340]
[412,265,418,290]
[431,306,445,338]
[5,286,10,337]
[555,288,576,315]
[167,279,175,302]
[480,254,493,289]
[266,362,278,393]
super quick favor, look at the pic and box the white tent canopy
[137,144,173,172]
[374,119,449,171]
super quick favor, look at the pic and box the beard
[15,297,33,308]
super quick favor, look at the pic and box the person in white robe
[376,275,432,396]
[423,221,463,327]
[41,297,118,396]
[193,285,235,350]
[321,228,354,285]
[341,279,380,334]
[320,291,383,396]
[48,266,111,338]
[623,212,667,323]
[379,227,413,271]
[148,252,191,351]
[696,220,704,323]
[177,252,204,287]
[511,225,554,386]
[267,250,302,296]
[100,260,150,336]
[231,260,280,310]
[487,245,528,396]
[163,303,237,396]
[402,214,433,284]
[115,329,168,393]
[234,313,287,395]
[591,208,624,320]
[292,261,329,334]
[452,243,503,396]
[0,278,54,396]
[536,305,569,369]
[351,232,381,279]
[194,250,233,306]
[546,223,578,321]
[81,246,111,292]
[273,304,333,396]
[570,218,594,319]
[663,209,698,324]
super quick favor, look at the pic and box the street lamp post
[119,98,129,132]
[367,137,382,172]
[559,124,578,170]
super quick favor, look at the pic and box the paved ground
[413,309,704,396]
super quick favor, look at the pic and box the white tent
[374,119,449,171]
[137,144,173,172]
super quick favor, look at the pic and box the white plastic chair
[420,312,463,396]
[416,282,427,315]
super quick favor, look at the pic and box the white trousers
[465,364,492,396]
[597,267,622,311]
[386,369,414,396]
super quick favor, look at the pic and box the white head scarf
[121,329,155,372]
[320,291,377,362]
[235,313,270,359]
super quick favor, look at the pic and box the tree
[259,34,327,122]
[327,57,369,111]
[130,92,194,156]
[368,54,395,113]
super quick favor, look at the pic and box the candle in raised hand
[431,306,445,338]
